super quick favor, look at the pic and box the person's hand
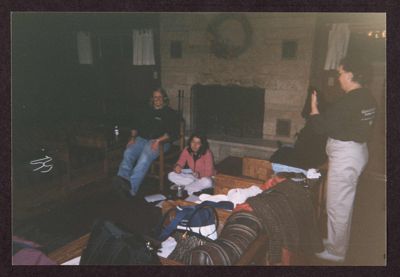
[126,137,136,148]
[174,164,182,174]
[310,90,320,115]
[193,172,200,178]
[151,139,160,152]
[131,129,138,138]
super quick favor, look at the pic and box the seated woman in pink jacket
[168,132,215,195]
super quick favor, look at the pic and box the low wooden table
[214,174,264,195]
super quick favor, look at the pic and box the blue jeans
[117,136,170,194]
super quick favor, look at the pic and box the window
[282,40,298,60]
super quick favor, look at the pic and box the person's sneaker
[129,189,136,197]
[112,176,129,189]
[315,249,345,263]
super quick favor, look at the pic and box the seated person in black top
[115,88,179,196]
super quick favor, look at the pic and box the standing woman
[168,133,215,195]
[310,56,377,262]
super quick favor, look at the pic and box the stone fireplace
[159,13,317,162]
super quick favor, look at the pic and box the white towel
[198,194,229,203]
[307,168,322,179]
[227,185,263,207]
[198,185,263,208]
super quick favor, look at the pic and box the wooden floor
[13,174,165,253]
[12,156,386,265]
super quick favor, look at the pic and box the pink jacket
[175,148,215,178]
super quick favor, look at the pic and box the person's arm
[126,107,147,147]
[173,148,188,173]
[126,129,138,148]
[199,150,215,178]
[310,90,320,115]
[309,90,330,135]
[151,133,170,151]
[151,109,180,151]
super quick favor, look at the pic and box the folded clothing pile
[198,185,263,208]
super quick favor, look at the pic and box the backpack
[80,220,160,265]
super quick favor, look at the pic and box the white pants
[325,138,368,258]
[168,172,213,195]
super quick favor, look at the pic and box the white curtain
[324,23,350,70]
[132,29,155,65]
[77,31,93,64]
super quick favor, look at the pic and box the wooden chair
[148,119,185,191]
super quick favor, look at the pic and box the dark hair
[339,56,372,86]
[187,132,209,156]
[149,88,169,107]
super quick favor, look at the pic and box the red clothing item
[175,148,215,178]
[234,203,253,212]
[233,176,287,213]
[260,176,287,191]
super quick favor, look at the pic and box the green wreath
[207,14,253,59]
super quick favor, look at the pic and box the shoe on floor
[112,176,129,188]
[129,189,136,197]
[112,176,133,198]
[315,250,345,263]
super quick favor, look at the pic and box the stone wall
[160,13,317,162]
